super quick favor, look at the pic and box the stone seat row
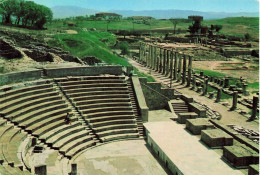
[61,83,127,90]
[0,90,59,112]
[53,75,125,83]
[75,98,131,107]
[0,123,32,174]
[0,164,32,175]
[59,79,125,86]
[0,82,96,159]
[0,84,54,104]
[67,90,129,98]
[58,78,140,143]
[63,86,129,95]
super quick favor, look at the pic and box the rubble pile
[228,125,259,144]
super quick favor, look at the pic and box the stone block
[248,164,259,175]
[201,129,233,148]
[186,118,215,135]
[177,112,198,124]
[223,144,259,168]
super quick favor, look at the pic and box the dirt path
[128,58,259,132]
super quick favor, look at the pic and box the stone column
[242,83,248,96]
[216,87,222,102]
[155,46,158,70]
[159,48,163,73]
[162,49,167,74]
[187,55,192,87]
[182,55,187,84]
[224,77,229,88]
[200,71,204,77]
[149,45,152,68]
[177,52,182,82]
[155,47,158,71]
[151,45,154,69]
[231,91,238,110]
[139,43,142,63]
[169,50,174,78]
[173,52,178,80]
[147,45,150,67]
[203,78,209,96]
[250,96,259,120]
[165,50,170,76]
[146,49,149,67]
[191,74,196,90]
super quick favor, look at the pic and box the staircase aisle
[126,78,146,138]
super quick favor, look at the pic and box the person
[65,112,71,125]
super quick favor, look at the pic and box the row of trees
[0,0,53,29]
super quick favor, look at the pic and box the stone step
[46,126,87,145]
[87,115,135,123]
[100,133,139,142]
[90,119,136,128]
[84,111,134,118]
[52,130,91,149]
[65,140,96,158]
[93,124,137,133]
[97,128,138,138]
[59,135,93,154]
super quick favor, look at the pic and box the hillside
[203,17,259,39]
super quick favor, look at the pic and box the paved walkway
[128,58,259,132]
[73,140,169,175]
[144,120,244,175]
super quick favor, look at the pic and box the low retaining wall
[0,70,42,86]
[45,66,123,78]
[139,77,175,110]
[132,75,149,122]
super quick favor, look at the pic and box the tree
[0,0,52,28]
[215,25,223,33]
[0,0,20,24]
[244,33,251,41]
[169,18,178,35]
[34,5,53,29]
[119,42,129,55]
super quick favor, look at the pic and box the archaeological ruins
[0,10,259,175]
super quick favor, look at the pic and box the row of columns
[138,43,193,87]
[138,43,258,120]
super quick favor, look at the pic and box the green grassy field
[202,17,259,40]
[47,29,131,66]
[46,17,259,40]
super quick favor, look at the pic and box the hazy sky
[32,0,259,12]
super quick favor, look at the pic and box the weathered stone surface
[186,118,215,135]
[248,164,259,175]
[201,129,233,148]
[0,38,22,59]
[223,144,259,168]
[177,112,198,124]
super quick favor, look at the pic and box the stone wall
[131,75,149,122]
[0,70,42,86]
[45,66,124,78]
[139,77,175,110]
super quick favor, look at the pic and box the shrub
[118,42,130,55]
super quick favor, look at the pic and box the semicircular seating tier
[56,75,140,142]
[0,82,96,160]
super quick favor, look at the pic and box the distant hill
[51,6,258,19]
[109,9,259,20]
[51,6,99,19]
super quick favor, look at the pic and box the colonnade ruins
[138,43,193,87]
[136,42,259,121]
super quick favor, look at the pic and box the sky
[32,0,259,12]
